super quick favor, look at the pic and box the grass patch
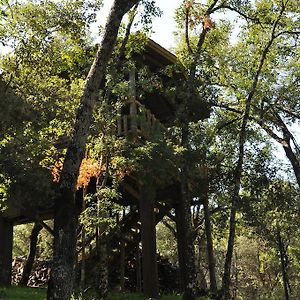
[0,286,46,300]
[0,287,210,300]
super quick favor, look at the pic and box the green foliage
[80,190,122,236]
[156,219,178,265]
[1,0,300,297]
[13,222,53,259]
[0,0,101,210]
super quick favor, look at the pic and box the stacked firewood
[12,257,51,287]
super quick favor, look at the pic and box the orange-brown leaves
[203,15,215,30]
[52,158,103,189]
[51,160,63,184]
[185,0,194,9]
[77,158,102,188]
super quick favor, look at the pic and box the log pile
[12,257,51,287]
[11,254,179,292]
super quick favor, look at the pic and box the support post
[135,242,142,292]
[139,183,158,298]
[120,239,125,291]
[0,216,13,286]
[129,68,137,133]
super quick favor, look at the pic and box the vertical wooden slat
[135,243,142,292]
[120,239,125,291]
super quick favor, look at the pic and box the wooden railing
[117,99,163,138]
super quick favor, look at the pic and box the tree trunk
[96,233,109,299]
[203,192,217,297]
[47,1,140,299]
[221,204,237,300]
[177,3,222,298]
[277,230,290,300]
[80,195,86,290]
[273,112,300,187]
[283,144,300,187]
[220,12,281,298]
[20,222,43,286]
[0,216,13,286]
[196,235,208,294]
[176,145,196,300]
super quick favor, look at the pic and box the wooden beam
[0,217,13,286]
[139,183,158,298]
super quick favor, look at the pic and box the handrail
[117,99,164,138]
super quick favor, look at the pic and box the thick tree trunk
[20,222,43,286]
[283,144,300,187]
[176,143,196,300]
[47,188,78,300]
[139,182,158,299]
[196,236,208,294]
[273,112,300,187]
[47,1,140,299]
[0,216,13,286]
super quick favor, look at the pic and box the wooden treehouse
[0,39,209,297]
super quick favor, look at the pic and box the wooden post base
[0,216,13,286]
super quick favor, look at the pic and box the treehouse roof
[138,38,210,124]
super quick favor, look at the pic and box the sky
[95,1,242,49]
[95,0,179,50]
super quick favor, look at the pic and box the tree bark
[203,190,217,297]
[196,235,208,294]
[277,230,290,300]
[176,166,196,300]
[283,143,300,187]
[80,190,86,291]
[274,113,300,187]
[96,232,109,299]
[20,222,43,286]
[47,1,140,299]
